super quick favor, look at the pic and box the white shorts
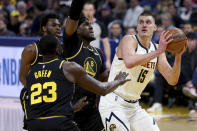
[99,93,160,131]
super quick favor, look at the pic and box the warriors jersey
[109,35,158,100]
[67,42,105,109]
[63,32,105,109]
[26,59,74,120]
[31,40,42,66]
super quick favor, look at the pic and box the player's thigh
[130,109,160,131]
[99,109,130,131]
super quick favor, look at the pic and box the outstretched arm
[62,62,130,96]
[65,0,87,37]
[157,45,186,85]
[19,44,37,87]
[118,31,172,68]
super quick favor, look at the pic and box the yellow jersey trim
[36,115,66,119]
[22,91,28,120]
[59,60,66,69]
[93,47,102,65]
[31,43,38,66]
[66,42,83,60]
[38,58,59,64]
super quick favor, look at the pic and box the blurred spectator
[190,4,197,30]
[181,32,197,112]
[140,0,158,12]
[160,12,175,29]
[123,0,144,28]
[156,0,173,14]
[105,20,123,63]
[7,10,21,34]
[167,3,184,28]
[0,19,15,36]
[152,26,164,43]
[59,0,71,19]
[126,26,136,35]
[1,0,16,13]
[112,0,127,20]
[31,1,47,36]
[183,22,194,34]
[17,1,27,22]
[83,2,112,71]
[97,3,116,29]
[178,0,193,21]
[19,16,33,36]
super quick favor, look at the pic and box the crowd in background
[0,0,197,113]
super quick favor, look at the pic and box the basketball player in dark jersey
[26,35,129,131]
[19,13,61,130]
[63,0,108,130]
[19,13,87,130]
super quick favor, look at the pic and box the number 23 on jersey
[30,81,57,105]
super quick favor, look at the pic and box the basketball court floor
[143,105,197,131]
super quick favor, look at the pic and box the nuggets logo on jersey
[84,57,97,77]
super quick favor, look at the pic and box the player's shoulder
[120,34,137,45]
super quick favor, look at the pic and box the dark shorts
[27,117,80,131]
[73,108,104,131]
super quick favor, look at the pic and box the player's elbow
[124,60,135,68]
[168,80,178,86]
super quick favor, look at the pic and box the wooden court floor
[143,105,197,131]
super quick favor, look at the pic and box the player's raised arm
[19,44,37,87]
[157,42,186,86]
[62,62,130,96]
[65,0,87,37]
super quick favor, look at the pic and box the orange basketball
[166,28,187,53]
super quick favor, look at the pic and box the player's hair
[78,14,89,27]
[138,11,155,22]
[40,13,60,29]
[39,35,59,55]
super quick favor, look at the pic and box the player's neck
[137,34,152,49]
[42,55,58,62]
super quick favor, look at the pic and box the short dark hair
[78,14,89,27]
[139,11,154,18]
[39,35,59,55]
[40,13,60,29]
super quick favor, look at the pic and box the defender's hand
[73,96,88,112]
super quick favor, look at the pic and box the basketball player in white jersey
[99,11,186,131]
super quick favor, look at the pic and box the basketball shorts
[99,93,160,131]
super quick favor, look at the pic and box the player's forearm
[167,54,182,85]
[124,51,160,68]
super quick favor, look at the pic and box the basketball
[166,28,187,53]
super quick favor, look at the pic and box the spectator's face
[161,15,171,28]
[110,23,122,38]
[18,5,26,15]
[183,24,193,34]
[83,4,95,19]
[42,18,61,38]
[137,16,156,37]
[126,28,136,35]
[168,5,176,15]
[10,16,19,25]
[0,20,6,32]
[78,21,95,41]
[187,39,197,52]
